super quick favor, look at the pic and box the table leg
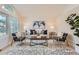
[44,40,48,46]
[30,39,32,46]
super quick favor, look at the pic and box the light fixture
[50,26,54,29]
[1,5,8,11]
[2,5,5,9]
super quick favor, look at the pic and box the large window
[0,5,19,34]
[9,17,19,33]
[3,5,19,33]
[0,5,19,47]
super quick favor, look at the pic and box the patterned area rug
[0,44,78,55]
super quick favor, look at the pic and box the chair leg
[11,39,14,46]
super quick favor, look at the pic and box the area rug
[0,45,78,55]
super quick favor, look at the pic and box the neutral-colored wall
[23,16,58,32]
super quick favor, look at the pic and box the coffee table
[29,36,49,46]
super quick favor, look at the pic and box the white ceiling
[13,4,78,19]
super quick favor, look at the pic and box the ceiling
[13,4,78,19]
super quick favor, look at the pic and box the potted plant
[65,13,79,53]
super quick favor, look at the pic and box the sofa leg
[0,49,2,52]
[46,40,48,46]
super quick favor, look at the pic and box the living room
[0,4,79,55]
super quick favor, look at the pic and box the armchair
[12,33,26,42]
[58,33,68,42]
[12,33,19,41]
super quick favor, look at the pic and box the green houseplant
[65,13,79,37]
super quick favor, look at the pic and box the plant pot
[74,36,79,44]
[75,44,79,53]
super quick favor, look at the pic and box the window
[3,5,16,16]
[0,13,7,37]
[0,5,19,34]
[9,17,19,33]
